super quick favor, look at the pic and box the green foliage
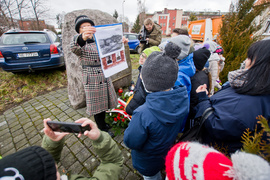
[113,10,118,20]
[189,12,197,21]
[132,15,141,33]
[105,91,132,135]
[241,116,270,162]
[219,0,268,82]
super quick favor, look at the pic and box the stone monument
[62,9,132,109]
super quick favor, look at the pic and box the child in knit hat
[125,46,160,115]
[166,35,196,102]
[187,47,211,130]
[124,42,189,180]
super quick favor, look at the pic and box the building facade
[152,8,183,36]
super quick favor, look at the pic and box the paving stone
[1,143,16,156]
[9,124,22,133]
[79,168,91,177]
[68,160,84,174]
[119,165,130,180]
[65,134,80,147]
[3,109,13,115]
[16,139,29,150]
[13,133,26,143]
[122,148,131,163]
[22,121,34,130]
[0,122,8,131]
[70,141,85,155]
[60,146,70,161]
[28,134,42,145]
[84,157,100,175]
[125,158,134,170]
[77,147,93,163]
[0,134,12,146]
[61,152,77,169]
[125,171,143,180]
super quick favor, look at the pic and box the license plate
[18,52,38,58]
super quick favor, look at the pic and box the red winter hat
[165,142,270,180]
[165,142,232,180]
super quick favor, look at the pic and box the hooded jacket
[174,53,196,99]
[124,86,189,176]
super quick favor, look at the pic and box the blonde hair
[144,18,154,25]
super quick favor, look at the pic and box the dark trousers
[94,111,109,131]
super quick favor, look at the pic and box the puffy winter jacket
[124,86,189,176]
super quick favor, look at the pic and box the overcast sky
[45,0,234,27]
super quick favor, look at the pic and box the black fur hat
[75,15,95,33]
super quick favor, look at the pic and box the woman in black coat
[195,39,270,154]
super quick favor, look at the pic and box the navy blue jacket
[195,84,270,154]
[125,66,147,115]
[124,86,189,176]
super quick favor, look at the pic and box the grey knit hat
[168,35,191,60]
[141,42,181,92]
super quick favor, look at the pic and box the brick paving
[0,70,144,179]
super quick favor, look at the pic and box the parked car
[0,29,65,73]
[124,33,140,53]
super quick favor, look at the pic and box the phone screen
[47,121,90,133]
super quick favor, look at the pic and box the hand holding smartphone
[47,121,91,133]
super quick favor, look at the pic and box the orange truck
[188,17,222,42]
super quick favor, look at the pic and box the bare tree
[14,0,27,29]
[56,12,65,29]
[29,0,47,30]
[1,0,16,28]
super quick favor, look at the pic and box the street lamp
[122,0,125,24]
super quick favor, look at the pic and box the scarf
[228,69,248,88]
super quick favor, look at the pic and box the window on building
[160,23,162,26]
[173,23,175,26]
[164,16,166,19]
[161,30,163,34]
[160,16,163,19]
[173,17,175,20]
[163,23,165,26]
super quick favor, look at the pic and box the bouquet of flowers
[105,90,133,135]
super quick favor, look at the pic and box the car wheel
[135,46,140,54]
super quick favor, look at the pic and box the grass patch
[0,53,138,114]
[130,53,140,70]
[0,68,67,114]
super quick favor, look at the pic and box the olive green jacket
[139,24,162,52]
[42,131,123,180]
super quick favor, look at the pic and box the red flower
[117,116,121,120]
[117,113,121,117]
[122,118,125,122]
[120,106,124,110]
[118,88,123,94]
[114,117,117,122]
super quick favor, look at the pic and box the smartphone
[47,121,90,133]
